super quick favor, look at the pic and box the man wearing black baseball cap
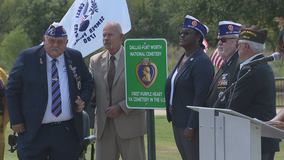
[228,25,280,160]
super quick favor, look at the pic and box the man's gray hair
[239,40,265,53]
[105,22,122,34]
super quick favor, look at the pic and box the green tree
[15,0,73,46]
[174,0,284,51]
[125,0,177,43]
[0,25,32,72]
[0,0,23,42]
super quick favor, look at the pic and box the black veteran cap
[239,25,268,44]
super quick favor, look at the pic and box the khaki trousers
[96,118,146,160]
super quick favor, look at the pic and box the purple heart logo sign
[135,58,158,90]
[125,39,167,109]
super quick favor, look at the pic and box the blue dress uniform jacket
[206,51,242,108]
[6,45,93,142]
[229,54,280,153]
[165,48,214,129]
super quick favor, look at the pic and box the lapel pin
[228,61,232,66]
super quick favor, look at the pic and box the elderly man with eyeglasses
[206,21,243,109]
[228,25,280,160]
[6,22,93,160]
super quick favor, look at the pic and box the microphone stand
[212,65,257,109]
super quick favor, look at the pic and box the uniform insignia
[218,73,229,102]
[77,78,81,90]
[218,92,226,101]
[68,60,81,91]
[222,73,228,78]
[218,74,228,86]
[228,25,234,31]
[228,61,232,66]
[135,58,157,89]
[192,21,198,27]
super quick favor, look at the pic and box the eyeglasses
[235,42,246,48]
[46,37,66,45]
[215,38,237,43]
[178,31,194,36]
[280,47,284,52]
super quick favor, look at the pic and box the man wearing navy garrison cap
[229,25,280,160]
[6,22,93,159]
[206,21,243,108]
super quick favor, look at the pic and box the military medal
[218,74,229,102]
[68,60,81,91]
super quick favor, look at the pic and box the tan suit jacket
[89,47,146,140]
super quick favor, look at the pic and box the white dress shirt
[239,53,263,70]
[169,69,178,106]
[108,46,122,68]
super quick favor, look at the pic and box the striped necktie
[51,59,62,117]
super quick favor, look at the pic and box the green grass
[147,116,181,160]
[3,115,284,160]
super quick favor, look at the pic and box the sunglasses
[215,38,236,43]
[280,47,284,52]
[178,31,194,36]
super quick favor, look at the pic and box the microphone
[245,52,281,67]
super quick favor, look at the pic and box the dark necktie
[51,59,62,117]
[222,60,227,66]
[216,60,227,75]
[108,56,116,106]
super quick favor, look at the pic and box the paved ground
[154,107,284,116]
[154,109,166,115]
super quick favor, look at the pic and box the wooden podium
[188,106,284,160]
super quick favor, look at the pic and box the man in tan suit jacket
[89,22,146,160]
